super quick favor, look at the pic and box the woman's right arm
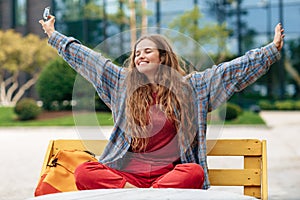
[39,16,124,108]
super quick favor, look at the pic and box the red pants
[74,162,204,189]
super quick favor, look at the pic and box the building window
[15,0,27,26]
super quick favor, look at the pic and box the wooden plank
[244,186,261,199]
[244,156,262,198]
[53,140,107,155]
[40,140,54,176]
[208,169,261,186]
[244,155,262,199]
[244,156,262,169]
[207,139,262,156]
[261,140,268,200]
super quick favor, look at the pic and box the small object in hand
[43,7,51,21]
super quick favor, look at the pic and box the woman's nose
[139,51,146,58]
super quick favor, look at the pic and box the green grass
[0,107,265,127]
[224,111,265,125]
[0,107,114,126]
[209,110,266,125]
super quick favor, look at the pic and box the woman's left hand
[273,23,285,51]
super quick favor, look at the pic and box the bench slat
[52,140,107,155]
[208,169,261,186]
[207,139,262,156]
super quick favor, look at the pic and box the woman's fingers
[39,15,56,37]
[273,23,285,51]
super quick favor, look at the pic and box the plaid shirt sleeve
[48,31,125,109]
[191,42,281,111]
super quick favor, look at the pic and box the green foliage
[72,75,110,112]
[224,111,265,125]
[295,100,300,110]
[0,29,56,73]
[14,98,41,121]
[36,58,76,110]
[83,1,104,19]
[274,100,295,110]
[95,95,110,112]
[259,99,300,110]
[258,100,275,110]
[0,29,57,106]
[219,102,243,121]
[36,57,110,112]
[168,6,229,49]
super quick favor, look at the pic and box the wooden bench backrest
[41,139,267,200]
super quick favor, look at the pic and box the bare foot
[124,182,137,188]
[273,23,285,51]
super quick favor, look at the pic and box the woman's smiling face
[134,39,162,82]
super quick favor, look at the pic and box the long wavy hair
[125,34,197,152]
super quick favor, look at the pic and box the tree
[205,0,257,55]
[128,0,137,46]
[0,29,57,106]
[125,0,150,45]
[36,58,76,110]
[53,0,151,52]
[168,6,230,64]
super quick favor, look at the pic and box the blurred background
[1,1,300,200]
[1,0,300,113]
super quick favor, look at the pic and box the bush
[218,102,243,121]
[258,100,275,110]
[95,95,110,112]
[36,58,77,110]
[294,100,300,110]
[274,100,295,110]
[37,58,110,112]
[14,98,42,120]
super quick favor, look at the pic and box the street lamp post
[278,0,285,99]
[156,0,161,33]
[260,0,274,97]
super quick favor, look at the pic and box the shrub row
[259,100,300,110]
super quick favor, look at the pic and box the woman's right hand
[39,15,56,38]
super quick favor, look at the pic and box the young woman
[39,16,284,190]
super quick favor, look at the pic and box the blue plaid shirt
[49,31,281,189]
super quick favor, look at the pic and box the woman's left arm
[190,23,284,111]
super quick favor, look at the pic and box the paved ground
[0,111,299,200]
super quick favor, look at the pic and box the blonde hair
[125,34,196,152]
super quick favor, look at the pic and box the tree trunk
[141,0,147,35]
[129,0,136,47]
[285,59,300,87]
[0,72,39,107]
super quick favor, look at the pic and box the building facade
[0,0,52,37]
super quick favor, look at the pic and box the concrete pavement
[0,111,299,200]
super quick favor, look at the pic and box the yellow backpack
[34,149,97,196]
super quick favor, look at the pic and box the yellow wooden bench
[40,139,268,200]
